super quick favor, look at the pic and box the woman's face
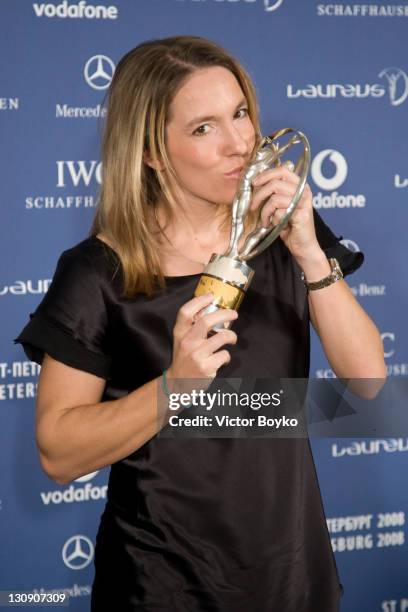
[164,66,256,209]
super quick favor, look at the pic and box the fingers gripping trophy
[194,128,311,331]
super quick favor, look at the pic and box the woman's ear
[143,150,165,172]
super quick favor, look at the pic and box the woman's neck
[151,199,232,270]
[154,199,229,244]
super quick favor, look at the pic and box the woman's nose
[222,124,249,156]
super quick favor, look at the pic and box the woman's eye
[193,124,210,136]
[235,107,249,119]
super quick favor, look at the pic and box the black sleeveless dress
[15,212,363,611]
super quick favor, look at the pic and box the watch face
[331,258,343,278]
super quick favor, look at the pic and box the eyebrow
[185,97,248,130]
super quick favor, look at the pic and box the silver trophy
[194,128,311,329]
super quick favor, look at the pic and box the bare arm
[36,355,163,485]
[250,166,386,387]
[36,294,238,485]
[300,249,386,383]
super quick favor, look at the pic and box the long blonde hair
[91,36,261,298]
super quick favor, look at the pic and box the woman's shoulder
[58,234,120,280]
[15,235,115,378]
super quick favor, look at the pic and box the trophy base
[194,254,254,331]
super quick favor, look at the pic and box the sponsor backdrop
[1,0,407,610]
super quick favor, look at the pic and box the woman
[15,36,386,611]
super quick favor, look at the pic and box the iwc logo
[381,331,408,376]
[25,160,101,210]
[317,4,408,18]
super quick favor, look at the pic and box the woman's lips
[224,166,243,179]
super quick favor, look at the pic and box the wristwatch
[301,258,343,291]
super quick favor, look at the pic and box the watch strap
[301,258,343,291]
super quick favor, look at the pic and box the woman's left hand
[250,165,321,264]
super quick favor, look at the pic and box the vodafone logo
[311,148,366,209]
[33,1,118,19]
[40,470,107,505]
[311,149,348,190]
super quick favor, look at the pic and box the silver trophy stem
[227,129,310,262]
[194,128,311,326]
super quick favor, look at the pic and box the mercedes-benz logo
[264,0,284,12]
[84,55,115,90]
[378,67,408,107]
[62,535,94,570]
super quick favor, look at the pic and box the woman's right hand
[167,293,238,380]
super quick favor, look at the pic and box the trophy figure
[194,128,311,330]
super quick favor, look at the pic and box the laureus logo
[264,0,284,11]
[175,0,284,12]
[378,67,408,107]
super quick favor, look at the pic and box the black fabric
[15,247,112,378]
[313,209,364,275]
[15,215,362,611]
